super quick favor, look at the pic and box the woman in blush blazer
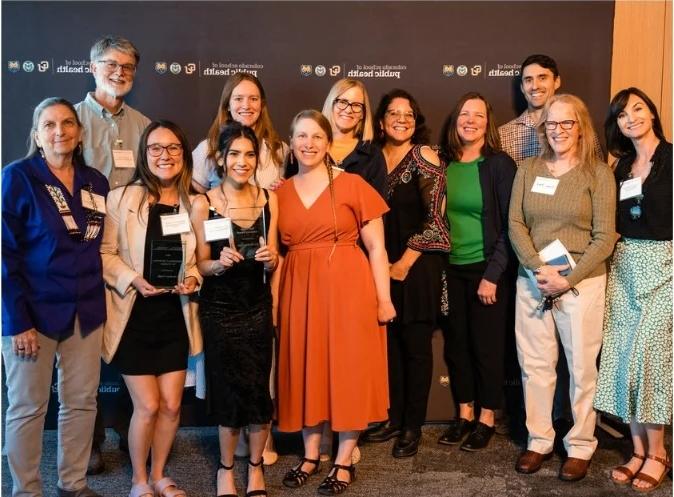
[101,120,202,497]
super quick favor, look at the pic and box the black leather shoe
[86,445,104,475]
[460,422,495,452]
[392,429,421,458]
[361,421,402,443]
[438,418,476,446]
[56,486,102,497]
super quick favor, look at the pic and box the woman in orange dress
[276,109,395,495]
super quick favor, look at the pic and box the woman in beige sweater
[508,94,617,482]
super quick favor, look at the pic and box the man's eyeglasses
[333,98,365,114]
[544,120,577,131]
[147,143,183,157]
[96,60,136,74]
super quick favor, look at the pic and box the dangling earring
[38,147,45,159]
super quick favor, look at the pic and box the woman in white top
[192,73,287,192]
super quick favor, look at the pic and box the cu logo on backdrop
[300,64,341,77]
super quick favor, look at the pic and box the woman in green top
[438,92,516,451]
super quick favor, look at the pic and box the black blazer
[614,140,672,240]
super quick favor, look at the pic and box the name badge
[80,190,107,214]
[531,176,560,195]
[620,177,642,201]
[112,149,136,169]
[160,212,191,236]
[204,217,232,242]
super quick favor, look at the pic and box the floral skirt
[594,238,672,424]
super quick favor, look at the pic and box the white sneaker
[320,424,333,461]
[262,432,278,465]
[234,428,250,458]
[351,445,361,465]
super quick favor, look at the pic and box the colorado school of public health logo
[300,64,341,77]
[155,61,197,75]
[7,60,50,73]
[443,64,482,77]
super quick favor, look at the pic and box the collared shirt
[192,138,287,190]
[1,155,109,337]
[75,92,150,189]
[498,110,604,166]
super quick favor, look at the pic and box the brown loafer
[516,450,553,474]
[559,457,591,481]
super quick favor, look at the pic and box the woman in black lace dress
[361,89,450,457]
[191,122,279,497]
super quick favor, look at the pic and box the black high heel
[246,458,267,497]
[282,457,321,488]
[317,463,356,495]
[216,460,237,497]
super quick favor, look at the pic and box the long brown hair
[439,92,501,163]
[125,120,194,217]
[290,110,338,243]
[205,73,284,168]
[537,94,597,170]
[605,87,666,158]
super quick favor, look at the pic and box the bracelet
[211,260,225,276]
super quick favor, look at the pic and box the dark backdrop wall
[3,1,614,165]
[2,1,615,427]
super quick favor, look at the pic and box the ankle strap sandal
[317,463,356,495]
[216,461,237,497]
[282,457,321,488]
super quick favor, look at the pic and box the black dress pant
[92,364,132,447]
[387,320,435,433]
[442,261,508,410]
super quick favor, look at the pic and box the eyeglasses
[544,120,577,131]
[96,59,137,74]
[630,194,644,220]
[333,98,365,114]
[147,143,183,157]
[385,110,416,122]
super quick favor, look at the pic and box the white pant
[515,274,606,460]
[2,319,102,497]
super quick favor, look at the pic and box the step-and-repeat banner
[2,1,614,426]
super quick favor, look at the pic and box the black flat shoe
[361,421,402,443]
[460,422,495,452]
[392,429,421,458]
[438,418,476,446]
[317,463,356,495]
[282,457,321,488]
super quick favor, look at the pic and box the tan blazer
[100,185,203,363]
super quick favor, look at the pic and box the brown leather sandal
[610,453,645,485]
[632,453,672,493]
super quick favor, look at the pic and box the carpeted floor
[2,424,672,497]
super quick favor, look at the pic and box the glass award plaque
[228,206,266,260]
[148,239,184,288]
